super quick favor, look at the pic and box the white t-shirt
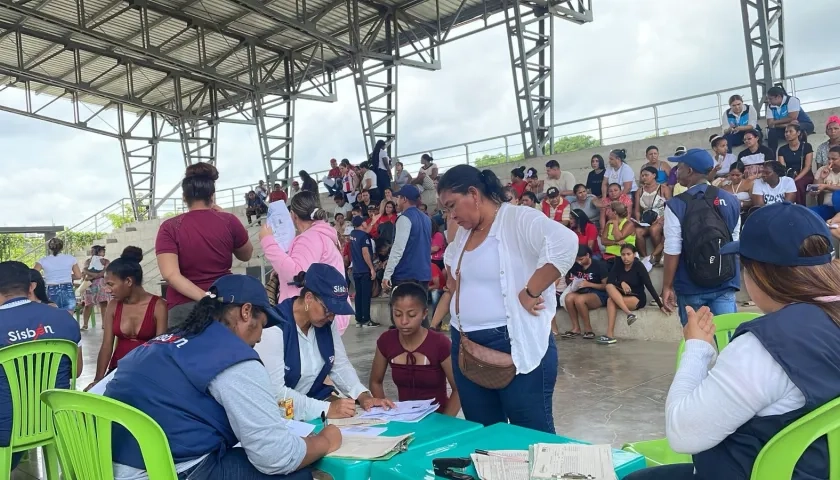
[544,171,576,193]
[333,202,352,218]
[377,150,390,171]
[753,177,797,205]
[362,170,377,191]
[605,163,638,192]
[38,254,78,285]
[714,153,738,176]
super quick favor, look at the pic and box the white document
[529,444,616,480]
[471,451,530,480]
[341,426,387,437]
[358,399,438,423]
[326,433,412,460]
[284,419,316,437]
[267,200,296,252]
[86,369,116,395]
[326,417,387,428]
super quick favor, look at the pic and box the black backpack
[677,186,736,288]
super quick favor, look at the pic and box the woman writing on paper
[626,202,840,480]
[255,263,395,422]
[260,191,351,334]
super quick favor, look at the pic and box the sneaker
[356,323,363,328]
[626,313,637,326]
[364,321,382,327]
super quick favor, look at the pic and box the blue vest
[693,303,840,479]
[276,298,336,400]
[0,298,81,447]
[665,184,741,295]
[393,206,432,282]
[725,105,752,127]
[105,321,260,469]
[771,96,812,124]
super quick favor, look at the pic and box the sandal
[560,331,581,339]
[626,313,638,326]
[596,335,617,345]
[582,331,595,339]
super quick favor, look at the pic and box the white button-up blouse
[444,202,578,374]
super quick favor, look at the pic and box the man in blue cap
[106,274,341,479]
[661,148,742,326]
[382,185,432,309]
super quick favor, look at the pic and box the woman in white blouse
[601,148,638,210]
[437,165,577,433]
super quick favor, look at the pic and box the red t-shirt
[328,167,341,178]
[510,179,528,197]
[576,223,601,255]
[268,191,287,203]
[429,263,446,289]
[155,210,250,308]
[376,329,451,412]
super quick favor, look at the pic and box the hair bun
[120,246,143,263]
[184,162,219,181]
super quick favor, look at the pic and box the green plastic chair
[0,339,78,479]
[622,312,761,467]
[40,389,178,480]
[751,396,840,480]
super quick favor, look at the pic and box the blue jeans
[451,326,558,433]
[724,130,746,152]
[429,289,442,322]
[625,464,695,479]
[810,191,840,220]
[47,283,76,312]
[183,448,312,480]
[676,289,737,326]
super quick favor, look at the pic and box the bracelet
[524,286,540,299]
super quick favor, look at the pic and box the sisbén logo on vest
[8,324,54,343]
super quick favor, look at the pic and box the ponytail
[610,149,627,162]
[289,270,314,297]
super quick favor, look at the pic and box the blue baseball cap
[395,184,421,202]
[302,263,355,315]
[720,202,833,266]
[669,148,715,174]
[210,274,283,328]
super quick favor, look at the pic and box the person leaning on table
[626,202,840,480]
[255,263,395,422]
[104,274,341,480]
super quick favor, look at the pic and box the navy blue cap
[395,184,421,201]
[720,202,833,266]
[302,263,355,315]
[351,216,365,227]
[210,274,283,328]
[669,148,715,174]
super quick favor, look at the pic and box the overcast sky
[0,0,836,227]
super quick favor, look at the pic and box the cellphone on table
[807,184,820,192]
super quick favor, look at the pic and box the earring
[305,303,309,312]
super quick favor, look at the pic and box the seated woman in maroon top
[370,283,461,416]
[89,247,168,389]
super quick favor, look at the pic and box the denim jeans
[451,326,558,433]
[183,448,313,480]
[624,464,696,480]
[429,289,442,322]
[676,289,737,326]
[47,283,76,312]
[723,130,746,152]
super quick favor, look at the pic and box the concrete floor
[12,319,678,479]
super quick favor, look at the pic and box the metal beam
[739,0,785,113]
[176,84,220,166]
[118,105,163,220]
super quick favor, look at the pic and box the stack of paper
[327,417,387,428]
[470,450,530,480]
[358,399,438,423]
[528,444,616,480]
[326,433,413,460]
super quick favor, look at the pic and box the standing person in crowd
[393,161,412,190]
[587,155,606,197]
[256,264,394,421]
[751,161,797,207]
[569,209,601,258]
[777,123,814,205]
[370,140,393,201]
[34,237,81,315]
[80,245,111,330]
[156,162,253,329]
[720,161,754,224]
[569,184,601,227]
[601,244,666,344]
[737,129,775,180]
[721,94,759,151]
[323,158,343,196]
[635,166,670,266]
[382,185,432,303]
[269,183,288,204]
[561,245,608,340]
[519,191,538,208]
[1,261,83,473]
[28,269,55,306]
[627,202,840,480]
[349,216,379,328]
[544,160,576,197]
[299,170,319,196]
[765,85,815,151]
[370,282,461,415]
[641,146,670,184]
[91,246,167,386]
[358,162,381,204]
[662,149,741,326]
[260,191,351,335]
[814,116,840,175]
[438,164,577,433]
[540,187,571,226]
[809,146,840,220]
[106,274,341,479]
[709,135,737,181]
[601,202,635,264]
[602,149,638,210]
[413,154,438,193]
[245,190,267,225]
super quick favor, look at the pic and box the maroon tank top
[376,329,451,412]
[109,296,159,372]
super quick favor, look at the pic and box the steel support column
[177,86,220,166]
[117,105,162,220]
[254,93,295,185]
[739,0,785,113]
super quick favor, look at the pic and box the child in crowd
[369,282,461,416]
[349,216,378,327]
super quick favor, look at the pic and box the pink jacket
[261,220,351,334]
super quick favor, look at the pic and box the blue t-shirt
[0,298,81,447]
[349,229,374,274]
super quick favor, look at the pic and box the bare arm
[633,190,642,220]
[621,181,633,196]
[154,297,169,335]
[751,193,765,208]
[441,357,461,417]
[612,219,635,241]
[784,191,797,202]
[233,241,254,262]
[94,301,117,381]
[71,264,82,281]
[157,253,206,301]
[33,262,43,272]
[368,347,388,400]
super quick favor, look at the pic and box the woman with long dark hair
[437,164,577,433]
[587,154,606,197]
[156,162,253,328]
[34,237,81,314]
[776,123,814,205]
[627,202,840,480]
[28,269,56,306]
[370,140,393,201]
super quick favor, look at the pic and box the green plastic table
[310,413,483,480]
[369,422,647,480]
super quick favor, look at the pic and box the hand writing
[359,396,395,411]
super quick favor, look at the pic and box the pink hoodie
[261,220,351,334]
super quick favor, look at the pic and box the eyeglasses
[314,296,334,318]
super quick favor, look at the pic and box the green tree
[106,204,136,230]
[473,134,601,168]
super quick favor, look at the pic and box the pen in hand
[321,411,328,429]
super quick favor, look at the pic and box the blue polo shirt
[0,298,81,447]
[349,229,374,275]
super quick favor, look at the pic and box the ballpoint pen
[321,411,327,429]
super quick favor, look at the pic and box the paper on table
[267,200,295,252]
[284,419,316,437]
[470,451,530,480]
[326,433,412,460]
[86,369,116,395]
[529,444,617,480]
[341,426,387,437]
[358,398,438,423]
[327,417,387,427]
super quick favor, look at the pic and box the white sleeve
[748,105,758,127]
[783,177,798,193]
[619,164,635,184]
[253,327,330,422]
[787,96,801,113]
[752,181,763,195]
[383,215,412,280]
[663,205,683,255]
[443,227,463,269]
[518,207,577,280]
[328,321,370,400]
[665,334,805,454]
[731,214,741,242]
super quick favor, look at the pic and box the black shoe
[364,321,382,327]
